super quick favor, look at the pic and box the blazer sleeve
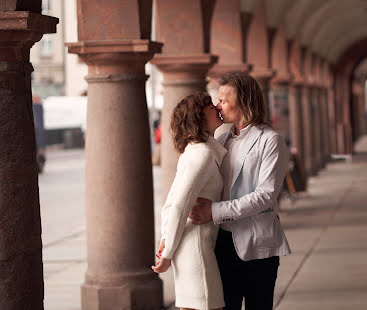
[161,147,215,259]
[212,135,289,223]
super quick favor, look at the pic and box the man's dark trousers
[215,228,279,310]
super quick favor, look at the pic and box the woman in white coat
[151,92,227,310]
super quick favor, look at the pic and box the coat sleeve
[160,166,180,240]
[212,135,289,223]
[161,147,215,259]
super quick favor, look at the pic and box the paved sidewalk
[274,136,367,310]
[41,136,367,310]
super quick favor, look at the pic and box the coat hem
[176,295,225,310]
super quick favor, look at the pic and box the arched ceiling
[310,11,367,53]
[300,0,367,46]
[238,0,367,64]
[285,0,325,39]
[264,0,292,28]
[324,25,367,62]
[240,0,260,13]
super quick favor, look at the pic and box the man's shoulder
[258,124,281,140]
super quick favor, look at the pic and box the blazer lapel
[231,125,263,188]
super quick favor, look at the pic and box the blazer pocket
[251,211,281,248]
[242,151,260,177]
[245,151,259,161]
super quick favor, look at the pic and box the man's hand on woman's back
[189,198,213,224]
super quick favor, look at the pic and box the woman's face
[203,103,223,135]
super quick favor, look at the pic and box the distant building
[30,0,163,106]
[31,0,87,98]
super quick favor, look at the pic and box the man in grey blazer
[190,72,291,310]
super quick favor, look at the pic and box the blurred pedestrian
[152,122,161,166]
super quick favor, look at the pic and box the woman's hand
[151,257,171,273]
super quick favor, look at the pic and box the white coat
[161,135,227,310]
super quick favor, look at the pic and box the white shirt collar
[230,124,251,138]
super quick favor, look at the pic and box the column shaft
[256,77,274,122]
[301,86,315,177]
[289,85,303,156]
[327,87,337,154]
[320,88,330,166]
[161,79,207,200]
[288,84,307,189]
[0,60,44,310]
[0,11,57,310]
[68,41,163,310]
[151,54,217,201]
[312,87,322,172]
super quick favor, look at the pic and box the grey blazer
[212,124,291,261]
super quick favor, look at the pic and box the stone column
[327,86,337,154]
[301,85,315,177]
[0,10,57,310]
[255,75,276,121]
[288,84,303,157]
[68,40,163,310]
[288,82,307,190]
[151,54,217,201]
[320,88,330,166]
[208,0,252,136]
[311,87,322,172]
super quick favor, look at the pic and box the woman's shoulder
[184,137,227,165]
[182,141,214,165]
[184,141,212,156]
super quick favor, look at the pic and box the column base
[82,277,163,310]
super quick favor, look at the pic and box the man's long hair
[219,72,266,125]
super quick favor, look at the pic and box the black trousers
[215,229,279,310]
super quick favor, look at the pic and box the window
[42,0,51,13]
[40,34,53,57]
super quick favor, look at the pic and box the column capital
[67,39,162,76]
[67,40,162,63]
[208,63,252,79]
[0,11,57,33]
[250,67,276,81]
[151,53,218,80]
[67,39,162,55]
[0,11,58,61]
[270,72,293,87]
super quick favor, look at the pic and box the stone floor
[39,136,367,310]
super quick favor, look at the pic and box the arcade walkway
[41,136,367,310]
[274,135,367,310]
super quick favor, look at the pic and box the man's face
[216,85,244,124]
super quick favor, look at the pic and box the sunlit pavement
[39,136,367,310]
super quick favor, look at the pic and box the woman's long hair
[170,92,212,153]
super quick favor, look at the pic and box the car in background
[43,96,87,148]
[32,95,87,173]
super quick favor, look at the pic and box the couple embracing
[152,72,291,310]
